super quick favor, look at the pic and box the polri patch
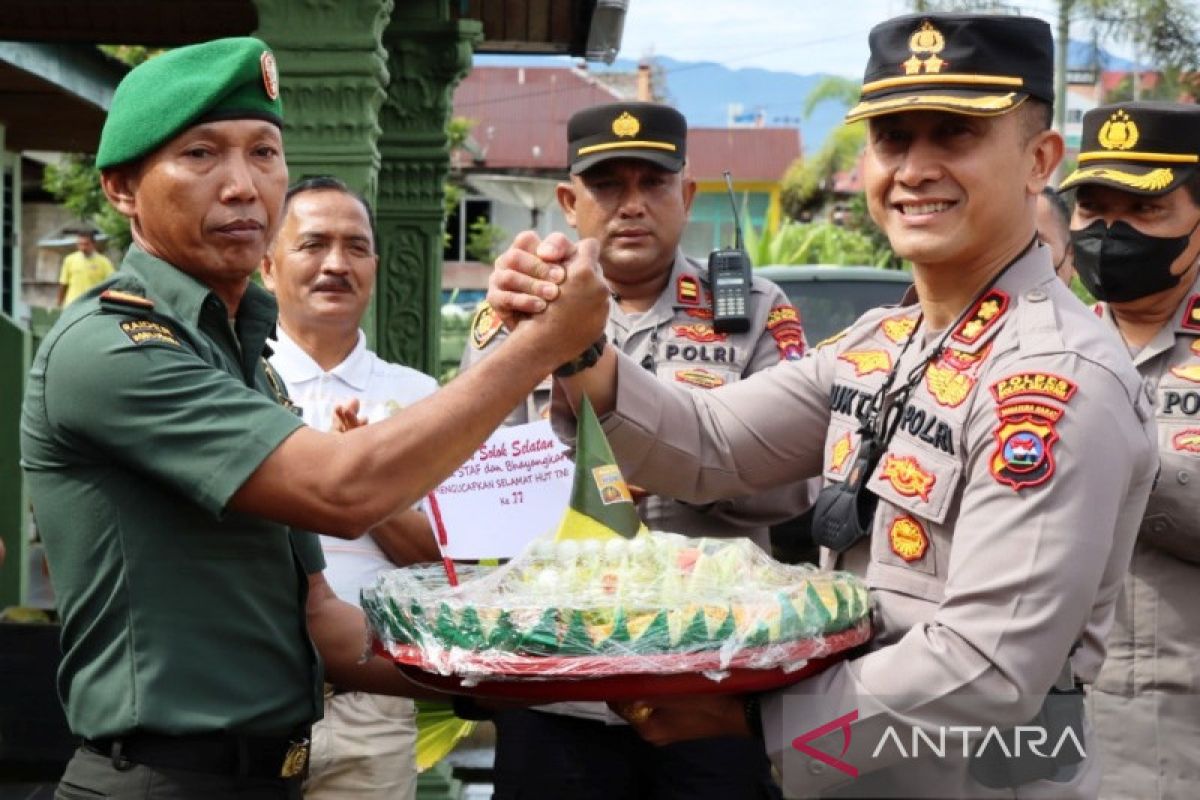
[1172,428,1200,454]
[120,319,180,347]
[470,303,503,349]
[990,405,1060,491]
[888,515,928,563]
[1170,364,1200,384]
[880,315,917,344]
[771,321,805,361]
[880,453,936,502]
[990,372,1077,405]
[839,349,892,377]
[675,367,725,389]
[766,305,801,329]
[829,430,856,474]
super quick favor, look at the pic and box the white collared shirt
[269,326,438,606]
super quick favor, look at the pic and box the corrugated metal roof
[452,66,803,183]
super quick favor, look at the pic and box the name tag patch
[120,319,180,347]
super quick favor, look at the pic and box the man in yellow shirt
[57,231,115,306]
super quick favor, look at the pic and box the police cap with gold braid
[96,37,282,170]
[568,101,687,175]
[845,13,1053,124]
[1059,102,1200,196]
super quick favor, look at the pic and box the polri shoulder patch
[100,289,155,311]
[120,319,180,347]
[470,302,503,349]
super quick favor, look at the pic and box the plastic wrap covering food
[363,532,870,683]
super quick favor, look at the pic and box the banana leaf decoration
[414,700,476,772]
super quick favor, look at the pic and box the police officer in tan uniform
[488,13,1158,798]
[463,102,810,548]
[1058,102,1200,800]
[463,102,809,799]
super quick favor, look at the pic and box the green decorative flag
[554,395,647,541]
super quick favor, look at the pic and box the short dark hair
[283,175,377,247]
[74,229,98,241]
[1039,185,1070,231]
[1019,98,1053,142]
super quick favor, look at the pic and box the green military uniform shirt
[21,244,325,739]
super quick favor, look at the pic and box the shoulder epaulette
[99,289,155,312]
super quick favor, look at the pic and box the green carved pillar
[376,1,481,373]
[254,0,392,196]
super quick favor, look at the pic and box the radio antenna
[723,171,744,250]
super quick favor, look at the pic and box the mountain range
[475,41,1136,155]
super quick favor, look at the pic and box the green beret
[96,37,283,169]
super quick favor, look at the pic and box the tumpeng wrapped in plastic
[363,532,870,681]
[364,397,871,690]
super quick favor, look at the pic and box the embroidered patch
[880,453,936,502]
[766,305,801,329]
[1183,295,1200,332]
[675,368,725,389]
[839,349,892,377]
[925,344,991,408]
[119,319,180,347]
[100,289,154,310]
[672,323,727,343]
[1170,364,1200,384]
[952,289,1009,345]
[1191,340,1200,357]
[771,322,805,361]
[888,515,929,562]
[1173,428,1200,454]
[684,307,713,320]
[470,303,503,349]
[829,430,855,474]
[677,275,700,305]
[815,328,848,350]
[880,315,917,344]
[990,410,1060,491]
[260,50,280,101]
[593,464,633,505]
[990,372,1077,405]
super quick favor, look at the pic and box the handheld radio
[709,171,753,334]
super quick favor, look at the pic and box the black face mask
[1071,218,1199,303]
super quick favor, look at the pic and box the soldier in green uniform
[20,37,606,800]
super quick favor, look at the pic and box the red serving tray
[377,620,870,702]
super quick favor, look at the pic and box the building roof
[452,66,803,183]
[452,66,622,172]
[686,127,801,183]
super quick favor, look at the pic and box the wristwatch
[554,333,608,378]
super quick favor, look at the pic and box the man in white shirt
[263,175,438,800]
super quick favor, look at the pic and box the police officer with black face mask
[1059,101,1200,800]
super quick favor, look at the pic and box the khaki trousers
[303,692,417,800]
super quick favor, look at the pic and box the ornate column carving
[253,0,392,200]
[375,1,481,372]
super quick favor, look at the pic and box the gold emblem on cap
[612,112,640,138]
[903,20,946,76]
[1098,109,1139,151]
[260,51,279,101]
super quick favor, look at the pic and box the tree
[42,46,163,250]
[781,77,865,218]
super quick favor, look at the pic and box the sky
[615,0,1139,78]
